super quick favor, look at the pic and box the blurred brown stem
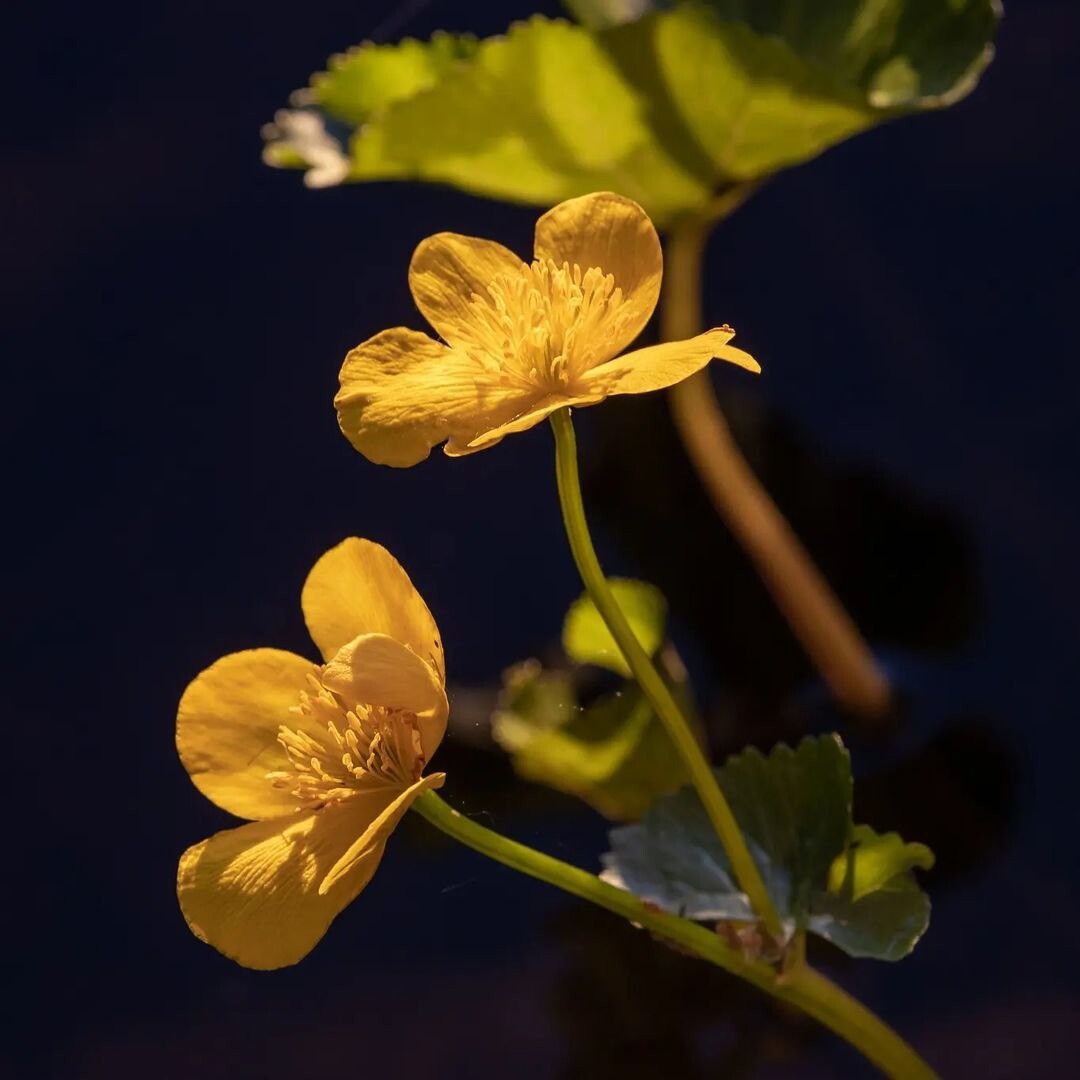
[664,206,890,719]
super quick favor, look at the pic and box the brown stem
[664,212,890,719]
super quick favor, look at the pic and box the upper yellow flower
[335,191,759,466]
[175,538,447,969]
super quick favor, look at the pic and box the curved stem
[664,217,890,719]
[549,407,783,940]
[411,789,937,1079]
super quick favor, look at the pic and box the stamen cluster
[464,258,636,390]
[266,674,423,809]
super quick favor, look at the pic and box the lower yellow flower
[176,538,447,969]
[336,190,759,466]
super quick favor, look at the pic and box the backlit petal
[336,327,520,467]
[581,330,759,397]
[454,392,606,455]
[178,789,401,970]
[302,537,444,680]
[321,633,448,761]
[409,232,526,348]
[533,192,662,360]
[319,774,444,894]
[176,649,321,821]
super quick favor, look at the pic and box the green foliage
[601,735,935,959]
[492,660,690,821]
[562,579,667,677]
[827,823,935,900]
[311,32,478,127]
[568,0,1001,107]
[263,2,999,226]
[811,824,936,960]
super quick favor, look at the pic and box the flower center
[465,258,636,389]
[266,673,423,809]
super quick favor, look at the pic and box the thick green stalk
[411,789,936,1078]
[549,406,783,940]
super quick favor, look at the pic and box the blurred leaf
[265,4,998,225]
[601,735,934,958]
[489,660,577,752]
[563,579,667,677]
[810,823,935,959]
[827,823,934,900]
[492,660,690,820]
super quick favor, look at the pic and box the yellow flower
[336,191,759,466]
[175,538,447,969]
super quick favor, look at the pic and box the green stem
[411,789,937,1079]
[549,406,783,941]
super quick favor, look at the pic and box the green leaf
[492,660,690,820]
[352,16,711,219]
[264,3,998,224]
[601,735,935,958]
[827,823,935,901]
[810,872,931,961]
[569,0,1000,108]
[562,579,667,677]
[603,735,850,925]
[312,33,478,127]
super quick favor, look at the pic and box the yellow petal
[533,192,662,360]
[302,536,445,681]
[176,649,321,820]
[178,789,396,970]
[336,327,521,467]
[409,232,526,348]
[581,330,759,397]
[321,633,448,761]
[453,392,606,455]
[319,773,444,894]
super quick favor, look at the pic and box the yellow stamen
[462,258,637,390]
[270,673,424,808]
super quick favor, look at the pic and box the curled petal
[178,789,402,970]
[533,192,662,360]
[321,633,448,761]
[453,392,606,455]
[336,328,520,467]
[409,232,526,349]
[176,649,320,821]
[319,774,445,894]
[302,537,444,680]
[581,330,759,397]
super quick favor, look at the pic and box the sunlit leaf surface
[811,824,935,960]
[492,660,690,821]
[562,579,668,677]
[264,2,999,225]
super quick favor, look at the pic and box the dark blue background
[5,1,1078,1076]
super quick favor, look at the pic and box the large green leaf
[492,660,690,821]
[263,3,999,225]
[600,735,935,959]
[562,579,668,678]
